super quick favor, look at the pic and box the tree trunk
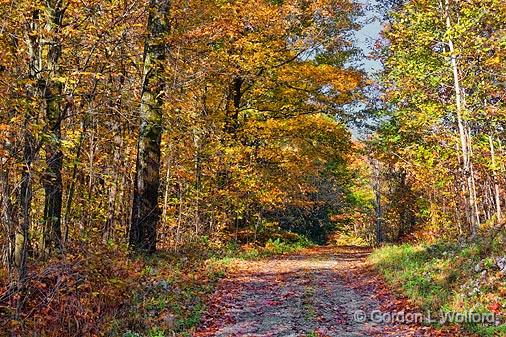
[0,162,14,275]
[16,123,34,283]
[41,0,65,255]
[372,160,383,244]
[15,134,32,318]
[466,123,480,228]
[104,74,126,242]
[104,124,122,242]
[489,135,502,222]
[14,8,41,279]
[443,0,479,237]
[162,145,173,226]
[224,76,243,135]
[193,123,202,236]
[130,0,171,253]
[63,116,86,240]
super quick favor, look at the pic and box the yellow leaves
[53,76,69,84]
[485,54,502,67]
[278,62,362,94]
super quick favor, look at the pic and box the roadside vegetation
[370,236,506,336]
[1,235,312,336]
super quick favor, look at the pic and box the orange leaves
[279,62,362,94]
[231,113,352,213]
[0,245,144,337]
[489,302,502,315]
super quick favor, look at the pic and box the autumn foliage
[0,0,504,335]
[0,0,366,335]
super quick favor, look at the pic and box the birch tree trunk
[0,158,14,275]
[443,0,479,236]
[489,135,502,222]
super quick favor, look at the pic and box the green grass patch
[209,234,314,264]
[369,241,506,336]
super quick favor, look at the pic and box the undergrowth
[369,236,506,336]
[0,234,313,337]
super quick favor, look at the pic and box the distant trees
[128,0,365,250]
[373,0,506,240]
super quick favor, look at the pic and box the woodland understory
[0,0,505,336]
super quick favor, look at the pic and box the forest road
[194,246,470,337]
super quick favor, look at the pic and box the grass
[206,235,314,269]
[104,246,232,337]
[369,239,506,336]
[227,235,314,259]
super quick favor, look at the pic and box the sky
[348,0,384,139]
[355,0,384,76]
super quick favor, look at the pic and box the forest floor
[193,246,470,337]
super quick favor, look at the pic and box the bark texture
[130,0,171,253]
[42,0,65,254]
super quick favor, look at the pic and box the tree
[130,0,171,253]
[374,0,505,239]
[41,0,65,255]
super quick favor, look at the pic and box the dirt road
[194,247,468,337]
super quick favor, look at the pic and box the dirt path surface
[194,247,469,337]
